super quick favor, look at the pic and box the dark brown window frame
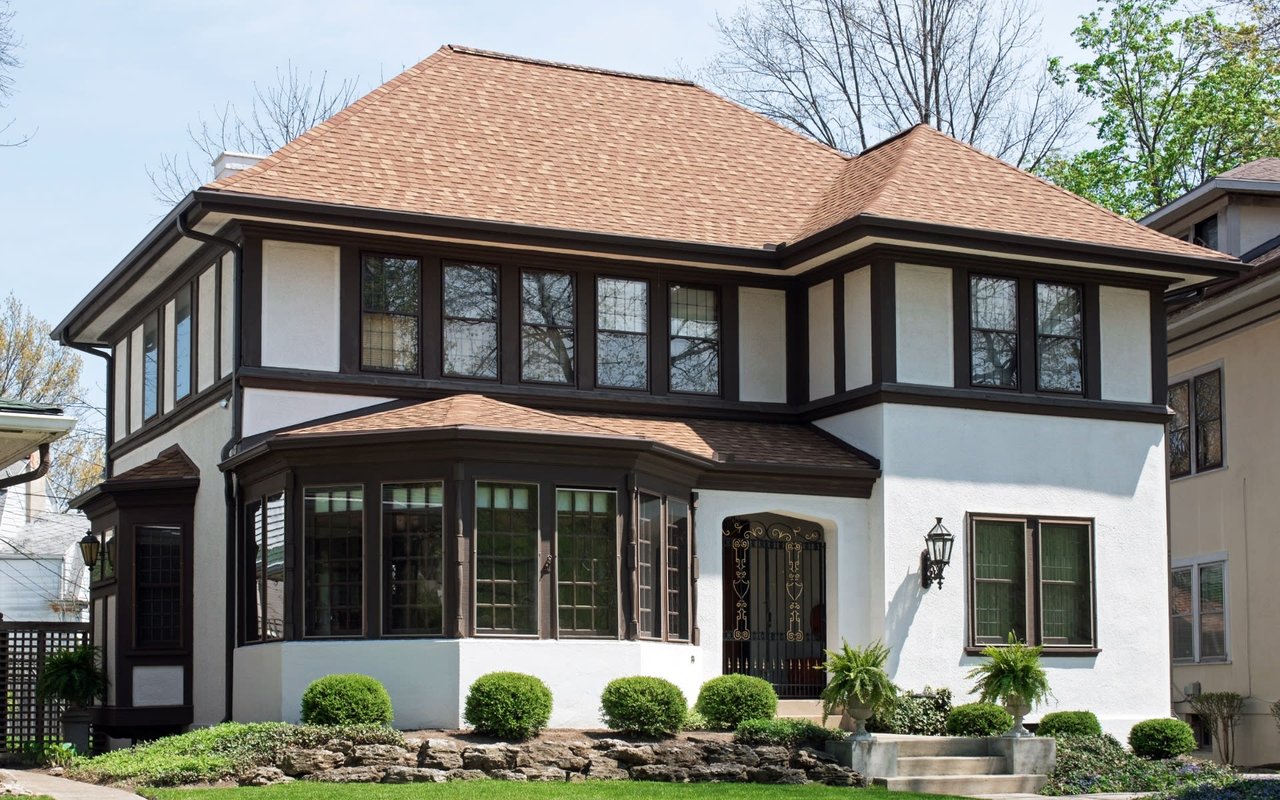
[472,479,542,638]
[172,281,196,405]
[668,283,722,397]
[965,513,1098,656]
[1033,281,1085,395]
[359,252,423,375]
[595,275,650,391]
[1168,367,1225,479]
[634,492,694,643]
[301,484,367,639]
[554,486,621,639]
[141,309,161,421]
[133,524,185,650]
[519,268,578,386]
[442,260,501,381]
[381,480,447,637]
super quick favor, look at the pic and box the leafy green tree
[1043,0,1280,218]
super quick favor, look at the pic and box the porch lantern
[920,517,955,589]
[78,530,101,569]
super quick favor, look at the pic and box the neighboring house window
[1171,559,1227,662]
[1193,216,1219,251]
[174,284,193,402]
[969,516,1094,649]
[556,489,617,637]
[596,277,648,389]
[383,483,445,636]
[970,276,1019,388]
[669,285,719,394]
[361,254,420,373]
[474,482,538,634]
[443,262,499,378]
[135,526,182,648]
[142,312,160,419]
[304,487,364,637]
[1168,368,1224,478]
[521,270,576,384]
[636,493,693,641]
[1035,283,1083,393]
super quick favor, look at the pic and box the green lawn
[140,784,971,800]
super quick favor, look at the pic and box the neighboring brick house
[56,45,1238,741]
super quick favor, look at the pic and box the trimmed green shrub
[464,671,553,740]
[1129,718,1197,759]
[299,674,393,726]
[1037,710,1103,738]
[870,686,952,736]
[695,674,778,730]
[946,702,1014,736]
[682,708,709,731]
[600,676,686,737]
[734,718,848,747]
[1042,733,1234,796]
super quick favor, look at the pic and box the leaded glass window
[521,270,576,384]
[970,276,1018,388]
[383,483,445,635]
[304,487,364,637]
[1169,382,1192,478]
[174,284,193,401]
[92,527,115,585]
[556,489,617,637]
[1194,371,1224,471]
[475,483,538,634]
[361,255,420,372]
[136,526,182,648]
[443,263,499,378]
[597,277,648,389]
[637,494,661,638]
[973,519,1026,644]
[666,498,691,641]
[1168,369,1224,477]
[1035,283,1083,393]
[670,285,719,394]
[1039,523,1091,644]
[142,312,159,419]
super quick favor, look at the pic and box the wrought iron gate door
[722,518,826,699]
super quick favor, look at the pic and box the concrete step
[775,699,837,727]
[893,736,993,757]
[896,756,1008,776]
[876,773,1048,795]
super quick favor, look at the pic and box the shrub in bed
[300,673,393,726]
[945,702,1013,737]
[694,674,778,730]
[734,718,847,747]
[600,676,687,737]
[464,671,553,740]
[1042,733,1234,796]
[1037,710,1103,738]
[870,686,952,736]
[1129,718,1197,759]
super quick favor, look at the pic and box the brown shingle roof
[1220,157,1280,182]
[282,394,874,471]
[206,45,1224,261]
[112,445,199,481]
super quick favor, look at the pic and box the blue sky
[0,0,1095,382]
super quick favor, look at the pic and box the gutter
[61,341,113,476]
[0,443,50,490]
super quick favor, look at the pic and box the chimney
[23,451,46,522]
[212,151,265,180]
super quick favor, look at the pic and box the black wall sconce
[78,530,101,569]
[920,517,955,589]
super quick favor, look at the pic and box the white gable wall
[808,280,835,399]
[737,287,787,403]
[261,241,341,372]
[895,264,953,386]
[844,267,873,389]
[1100,287,1152,403]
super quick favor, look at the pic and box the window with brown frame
[241,494,287,643]
[969,516,1094,649]
[91,527,116,585]
[1168,368,1224,478]
[669,285,719,394]
[174,284,194,402]
[142,311,160,419]
[1035,283,1083,393]
[969,276,1085,394]
[596,277,648,389]
[135,525,183,648]
[383,483,445,636]
[970,276,1018,389]
[361,255,421,373]
[635,493,693,642]
[636,494,661,638]
[665,497,692,641]
[443,262,499,378]
[304,487,364,637]
[521,270,576,384]
[474,482,539,635]
[556,489,617,637]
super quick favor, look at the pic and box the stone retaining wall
[239,737,865,786]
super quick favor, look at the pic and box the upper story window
[361,255,421,373]
[443,263,499,379]
[669,285,719,394]
[142,312,160,419]
[521,270,576,384]
[969,276,1083,394]
[1171,558,1227,663]
[596,277,648,390]
[1168,368,1224,478]
[174,285,193,402]
[1192,216,1219,251]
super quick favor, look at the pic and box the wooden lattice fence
[0,619,91,754]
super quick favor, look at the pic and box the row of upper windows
[361,255,722,395]
[967,275,1085,394]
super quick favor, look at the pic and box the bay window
[556,489,617,637]
[383,483,445,636]
[136,526,183,648]
[636,494,693,641]
[304,487,364,637]
[474,482,539,634]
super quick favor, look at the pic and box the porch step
[896,756,1007,776]
[875,773,1048,795]
[892,736,994,758]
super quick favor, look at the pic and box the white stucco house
[55,45,1240,741]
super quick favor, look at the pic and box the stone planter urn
[60,707,92,755]
[840,704,875,741]
[1003,697,1032,738]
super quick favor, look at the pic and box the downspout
[174,210,243,724]
[0,443,51,490]
[62,340,113,477]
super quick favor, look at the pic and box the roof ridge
[687,85,851,168]
[795,123,921,239]
[850,123,922,217]
[457,394,628,438]
[446,44,694,86]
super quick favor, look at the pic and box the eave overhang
[1141,178,1280,231]
[0,409,76,467]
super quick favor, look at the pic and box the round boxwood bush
[300,674,393,725]
[1128,717,1196,759]
[945,702,1013,736]
[1037,710,1103,738]
[695,674,778,730]
[464,671,553,740]
[600,676,687,737]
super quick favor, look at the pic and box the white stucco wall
[132,665,185,707]
[895,264,953,386]
[808,280,835,399]
[844,267,872,389]
[261,240,341,372]
[1099,286,1152,403]
[738,287,787,403]
[113,402,232,726]
[821,403,1170,738]
[220,254,234,378]
[112,340,127,443]
[128,325,143,434]
[241,389,394,437]
[163,299,176,414]
[197,265,217,392]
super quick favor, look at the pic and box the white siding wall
[241,389,394,437]
[895,264,953,386]
[112,340,127,443]
[220,254,234,378]
[261,241,341,371]
[808,280,835,399]
[1238,204,1280,255]
[162,299,176,414]
[128,326,144,434]
[1100,286,1152,403]
[197,266,217,392]
[737,287,787,403]
[844,267,872,389]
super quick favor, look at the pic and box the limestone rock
[237,766,292,786]
[519,766,568,781]
[324,739,355,755]
[517,742,588,772]
[445,769,490,781]
[746,764,808,784]
[630,764,689,782]
[586,755,630,780]
[488,769,529,781]
[307,766,385,783]
[462,744,516,771]
[281,747,345,776]
[791,746,837,769]
[688,762,749,783]
[702,742,760,766]
[381,766,449,784]
[418,739,464,770]
[348,743,415,767]
[806,762,863,787]
[607,745,656,766]
[752,745,791,766]
[652,743,703,767]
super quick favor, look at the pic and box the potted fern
[36,644,108,754]
[965,632,1051,737]
[819,640,896,740]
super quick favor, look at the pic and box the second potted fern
[819,640,896,740]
